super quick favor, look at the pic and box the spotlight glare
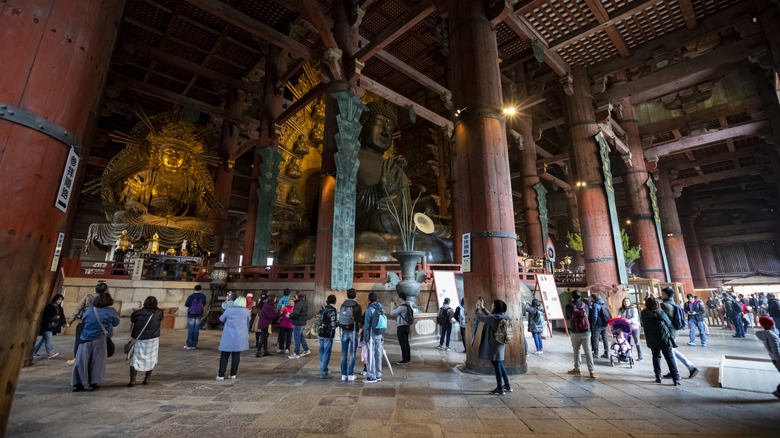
[503,107,516,115]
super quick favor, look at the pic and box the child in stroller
[608,317,634,368]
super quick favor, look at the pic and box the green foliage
[621,228,641,264]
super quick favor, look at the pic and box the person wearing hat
[66,282,108,365]
[475,298,512,395]
[755,316,780,399]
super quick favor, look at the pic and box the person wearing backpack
[390,292,414,364]
[661,288,699,379]
[564,290,596,378]
[288,291,311,358]
[589,293,612,359]
[475,298,512,395]
[437,298,455,350]
[362,292,385,383]
[525,299,545,355]
[685,294,707,347]
[453,298,466,353]
[723,293,746,338]
[317,294,338,379]
[641,296,681,386]
[339,288,363,381]
[184,284,207,350]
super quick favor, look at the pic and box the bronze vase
[391,250,426,311]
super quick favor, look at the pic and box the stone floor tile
[478,418,532,434]
[608,419,670,434]
[435,406,479,420]
[511,407,562,420]
[563,418,624,434]
[522,418,580,434]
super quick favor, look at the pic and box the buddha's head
[360,101,398,154]
[159,143,188,172]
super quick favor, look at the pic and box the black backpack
[437,307,449,325]
[668,301,687,330]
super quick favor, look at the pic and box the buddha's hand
[380,158,404,194]
[126,201,149,215]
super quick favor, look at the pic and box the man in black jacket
[317,294,338,378]
[685,294,707,347]
[289,291,311,358]
[768,293,780,328]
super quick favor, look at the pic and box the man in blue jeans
[685,294,707,347]
[317,294,338,378]
[288,291,311,358]
[339,288,362,381]
[184,285,207,349]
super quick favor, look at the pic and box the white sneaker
[228,375,236,379]
[348,375,356,381]
[288,354,300,359]
[341,375,348,381]
[215,376,225,381]
[361,370,368,375]
[33,354,42,359]
[276,349,283,353]
[301,350,311,356]
[284,349,290,354]
[48,352,59,359]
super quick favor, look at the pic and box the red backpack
[571,302,590,332]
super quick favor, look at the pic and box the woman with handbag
[127,296,165,387]
[71,291,120,392]
[33,294,68,359]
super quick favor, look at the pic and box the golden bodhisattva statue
[85,110,223,253]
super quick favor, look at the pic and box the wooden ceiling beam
[186,0,317,62]
[538,169,572,190]
[670,165,764,188]
[502,11,569,76]
[704,232,780,245]
[598,34,767,105]
[583,0,630,57]
[113,76,259,127]
[301,0,338,49]
[367,37,452,103]
[537,153,570,166]
[355,1,435,63]
[537,117,565,132]
[589,1,755,77]
[274,82,327,125]
[645,120,769,160]
[128,43,263,94]
[678,0,698,29]
[359,76,453,133]
[549,0,658,52]
[664,146,768,172]
[638,95,762,137]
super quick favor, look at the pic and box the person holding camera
[475,298,512,395]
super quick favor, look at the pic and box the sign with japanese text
[55,148,79,213]
[461,233,471,272]
[50,232,65,271]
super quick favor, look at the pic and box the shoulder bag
[124,312,155,361]
[93,307,115,357]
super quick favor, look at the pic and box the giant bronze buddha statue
[355,101,409,234]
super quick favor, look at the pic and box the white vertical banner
[50,232,65,271]
[132,258,145,281]
[461,233,471,272]
[55,147,79,213]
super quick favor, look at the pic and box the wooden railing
[62,257,577,286]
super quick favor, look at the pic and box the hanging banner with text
[50,232,65,271]
[461,233,471,272]
[645,177,671,281]
[595,132,628,285]
[55,147,79,213]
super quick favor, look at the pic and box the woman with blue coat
[217,296,251,380]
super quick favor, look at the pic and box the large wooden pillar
[447,0,526,373]
[619,95,666,281]
[209,88,241,245]
[244,48,286,264]
[0,0,124,431]
[566,65,620,289]
[680,211,707,289]
[656,167,695,293]
[517,115,543,257]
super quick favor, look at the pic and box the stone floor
[8,325,779,437]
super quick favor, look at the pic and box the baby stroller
[608,317,634,368]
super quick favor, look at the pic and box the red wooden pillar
[0,0,124,431]
[447,0,526,373]
[695,223,717,288]
[244,49,286,264]
[209,89,241,246]
[680,212,707,289]
[566,65,620,289]
[656,167,695,293]
[517,115,543,257]
[619,95,665,281]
